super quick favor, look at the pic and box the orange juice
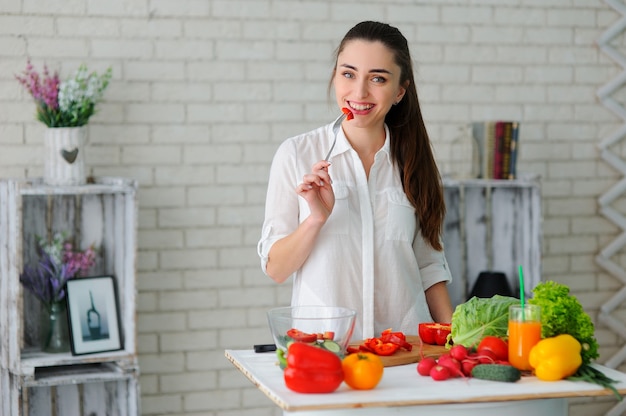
[508,320,542,370]
[508,304,541,371]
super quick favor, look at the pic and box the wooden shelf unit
[0,177,140,416]
[442,175,542,306]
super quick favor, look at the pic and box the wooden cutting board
[349,335,447,367]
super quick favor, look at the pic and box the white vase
[43,126,86,186]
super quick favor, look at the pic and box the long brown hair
[329,21,445,251]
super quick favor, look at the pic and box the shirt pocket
[385,191,415,242]
[321,185,349,235]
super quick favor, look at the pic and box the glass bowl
[266,306,357,354]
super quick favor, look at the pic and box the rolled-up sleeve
[257,140,300,275]
[413,233,452,290]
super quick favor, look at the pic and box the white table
[225,349,626,415]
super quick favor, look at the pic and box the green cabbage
[447,295,519,348]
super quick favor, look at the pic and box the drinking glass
[508,304,541,371]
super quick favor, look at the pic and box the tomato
[286,328,317,343]
[477,336,509,362]
[418,323,451,346]
[342,352,384,390]
[341,107,354,120]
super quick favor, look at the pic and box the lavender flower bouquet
[15,60,112,127]
[20,232,97,308]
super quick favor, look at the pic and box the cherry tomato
[342,352,384,390]
[418,323,451,346]
[286,328,318,343]
[477,336,508,362]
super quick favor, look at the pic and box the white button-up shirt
[258,120,452,340]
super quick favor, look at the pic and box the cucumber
[319,340,342,354]
[471,364,521,382]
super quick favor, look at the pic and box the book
[508,122,520,180]
[493,121,505,180]
[501,122,513,180]
[472,120,519,180]
[472,121,496,179]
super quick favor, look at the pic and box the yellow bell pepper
[528,334,582,381]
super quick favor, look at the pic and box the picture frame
[66,275,122,355]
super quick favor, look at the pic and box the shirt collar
[330,122,392,164]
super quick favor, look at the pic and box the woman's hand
[297,160,334,223]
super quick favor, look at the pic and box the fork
[324,113,347,162]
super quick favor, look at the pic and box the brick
[161,372,217,393]
[138,312,187,332]
[160,249,218,270]
[139,353,186,374]
[188,308,246,329]
[141,394,183,414]
[86,0,148,16]
[120,19,181,38]
[160,330,218,352]
[57,17,119,36]
[138,271,184,291]
[184,389,240,411]
[91,40,154,59]
[215,40,274,61]
[0,16,54,36]
[122,144,182,164]
[387,5,439,23]
[212,0,272,18]
[153,125,210,143]
[138,229,184,249]
[158,208,216,227]
[184,269,242,289]
[126,103,185,123]
[158,290,216,311]
[187,186,245,206]
[126,61,185,81]
[214,82,271,102]
[185,227,243,248]
[150,0,210,17]
[155,166,215,185]
[219,288,275,308]
[243,21,301,40]
[155,40,213,60]
[139,187,186,208]
[188,103,246,123]
[89,125,150,144]
[151,82,213,102]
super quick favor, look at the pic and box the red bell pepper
[283,342,344,393]
[418,323,451,346]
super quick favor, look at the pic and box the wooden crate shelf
[0,177,140,416]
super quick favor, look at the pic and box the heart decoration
[61,148,79,164]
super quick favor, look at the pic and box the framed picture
[66,275,122,355]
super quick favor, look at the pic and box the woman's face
[333,39,406,129]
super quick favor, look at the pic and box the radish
[449,344,469,361]
[417,357,437,376]
[461,358,479,376]
[437,354,463,378]
[430,365,451,381]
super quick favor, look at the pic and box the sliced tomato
[286,328,318,343]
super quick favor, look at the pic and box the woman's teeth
[350,103,373,111]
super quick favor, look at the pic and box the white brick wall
[2,1,624,415]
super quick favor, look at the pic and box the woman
[258,21,453,340]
